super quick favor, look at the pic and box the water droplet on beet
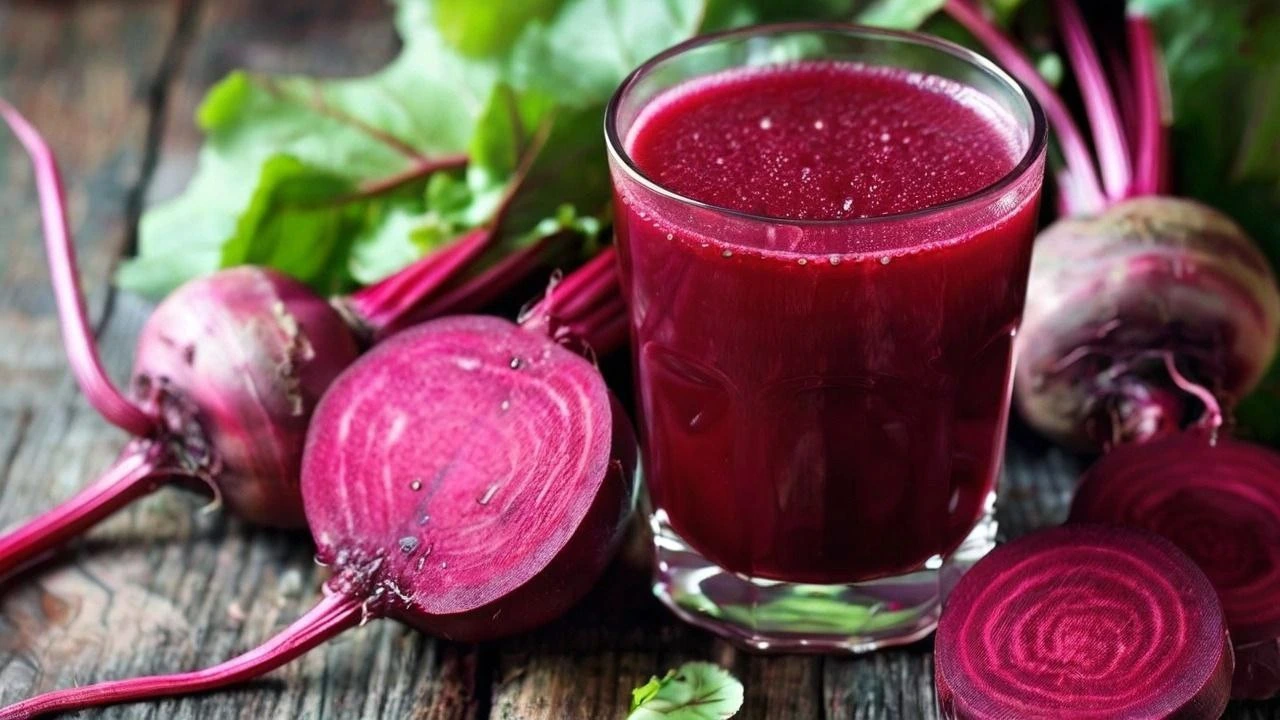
[399,536,419,553]
[417,512,430,526]
[409,479,422,492]
[509,357,523,370]
[478,485,499,506]
[500,400,511,412]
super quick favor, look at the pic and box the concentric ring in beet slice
[1071,432,1280,698]
[935,524,1232,720]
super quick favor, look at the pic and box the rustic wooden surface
[0,2,1276,718]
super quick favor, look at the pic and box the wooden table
[0,2,1275,718]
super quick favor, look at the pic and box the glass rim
[603,21,1049,228]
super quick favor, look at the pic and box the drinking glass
[606,23,1046,651]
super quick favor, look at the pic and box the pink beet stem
[0,592,362,719]
[344,226,491,342]
[521,247,627,355]
[350,153,468,198]
[343,118,554,342]
[409,231,571,320]
[0,99,155,438]
[0,445,172,582]
[1105,43,1141,166]
[1127,12,1171,196]
[1054,0,1133,201]
[943,0,1107,216]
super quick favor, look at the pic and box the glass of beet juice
[606,24,1047,651]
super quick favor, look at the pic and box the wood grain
[0,2,1275,718]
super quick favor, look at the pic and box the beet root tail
[0,593,362,719]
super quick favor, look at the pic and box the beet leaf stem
[522,247,627,355]
[1054,0,1133,200]
[943,0,1107,216]
[1127,12,1171,196]
[342,118,556,342]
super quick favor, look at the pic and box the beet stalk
[945,0,1280,451]
[0,250,636,719]
[0,101,569,579]
[1071,432,1280,699]
[935,524,1233,720]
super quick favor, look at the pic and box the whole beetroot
[1016,197,1280,449]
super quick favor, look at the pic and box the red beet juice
[613,61,1044,584]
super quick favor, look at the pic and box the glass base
[650,503,997,653]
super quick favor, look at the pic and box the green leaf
[856,0,946,30]
[507,0,709,105]
[705,0,945,27]
[125,0,708,299]
[627,662,744,720]
[1133,0,1280,249]
[434,0,562,57]
[219,155,360,294]
[349,206,435,284]
[467,84,557,189]
[122,1,494,297]
[631,671,675,712]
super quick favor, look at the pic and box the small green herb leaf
[627,662,744,720]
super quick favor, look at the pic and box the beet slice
[1071,432,1280,698]
[935,525,1232,720]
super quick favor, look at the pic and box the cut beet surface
[304,314,637,640]
[1071,432,1280,699]
[935,524,1232,720]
